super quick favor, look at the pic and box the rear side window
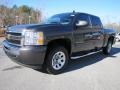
[90,16,102,28]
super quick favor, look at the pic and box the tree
[0,4,42,26]
[104,23,120,32]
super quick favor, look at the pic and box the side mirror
[76,20,88,27]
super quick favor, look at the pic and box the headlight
[23,31,44,45]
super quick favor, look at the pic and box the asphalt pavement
[0,38,120,90]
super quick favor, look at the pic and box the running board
[71,50,102,60]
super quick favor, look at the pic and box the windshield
[43,13,75,25]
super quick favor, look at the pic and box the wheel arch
[108,35,115,45]
[46,38,72,56]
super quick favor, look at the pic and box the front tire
[103,40,112,55]
[45,46,69,74]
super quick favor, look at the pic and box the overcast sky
[1,0,120,24]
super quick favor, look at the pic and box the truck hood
[7,24,70,33]
[7,24,37,33]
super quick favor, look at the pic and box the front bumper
[3,40,47,69]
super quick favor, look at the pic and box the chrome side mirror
[76,20,88,27]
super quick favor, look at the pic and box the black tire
[103,40,112,55]
[45,46,69,75]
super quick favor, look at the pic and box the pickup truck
[3,12,116,74]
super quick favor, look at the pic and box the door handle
[85,34,93,38]
[92,32,101,40]
[92,33,100,36]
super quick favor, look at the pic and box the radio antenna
[73,10,75,13]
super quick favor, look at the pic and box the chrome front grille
[6,32,22,45]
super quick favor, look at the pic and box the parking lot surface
[0,38,120,90]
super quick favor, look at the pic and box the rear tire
[45,46,69,75]
[103,40,112,55]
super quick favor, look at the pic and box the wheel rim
[108,42,112,53]
[52,51,66,70]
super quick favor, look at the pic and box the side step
[71,50,102,60]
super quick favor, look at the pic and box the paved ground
[0,38,120,90]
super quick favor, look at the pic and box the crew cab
[3,12,116,74]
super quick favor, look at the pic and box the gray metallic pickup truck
[3,12,116,74]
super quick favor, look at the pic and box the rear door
[90,16,104,48]
[73,13,95,52]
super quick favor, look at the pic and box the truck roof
[55,12,99,18]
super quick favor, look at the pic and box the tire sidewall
[46,46,69,74]
[106,40,112,53]
[103,40,112,54]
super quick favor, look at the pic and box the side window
[77,14,90,26]
[90,16,102,28]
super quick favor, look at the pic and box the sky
[1,0,120,24]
